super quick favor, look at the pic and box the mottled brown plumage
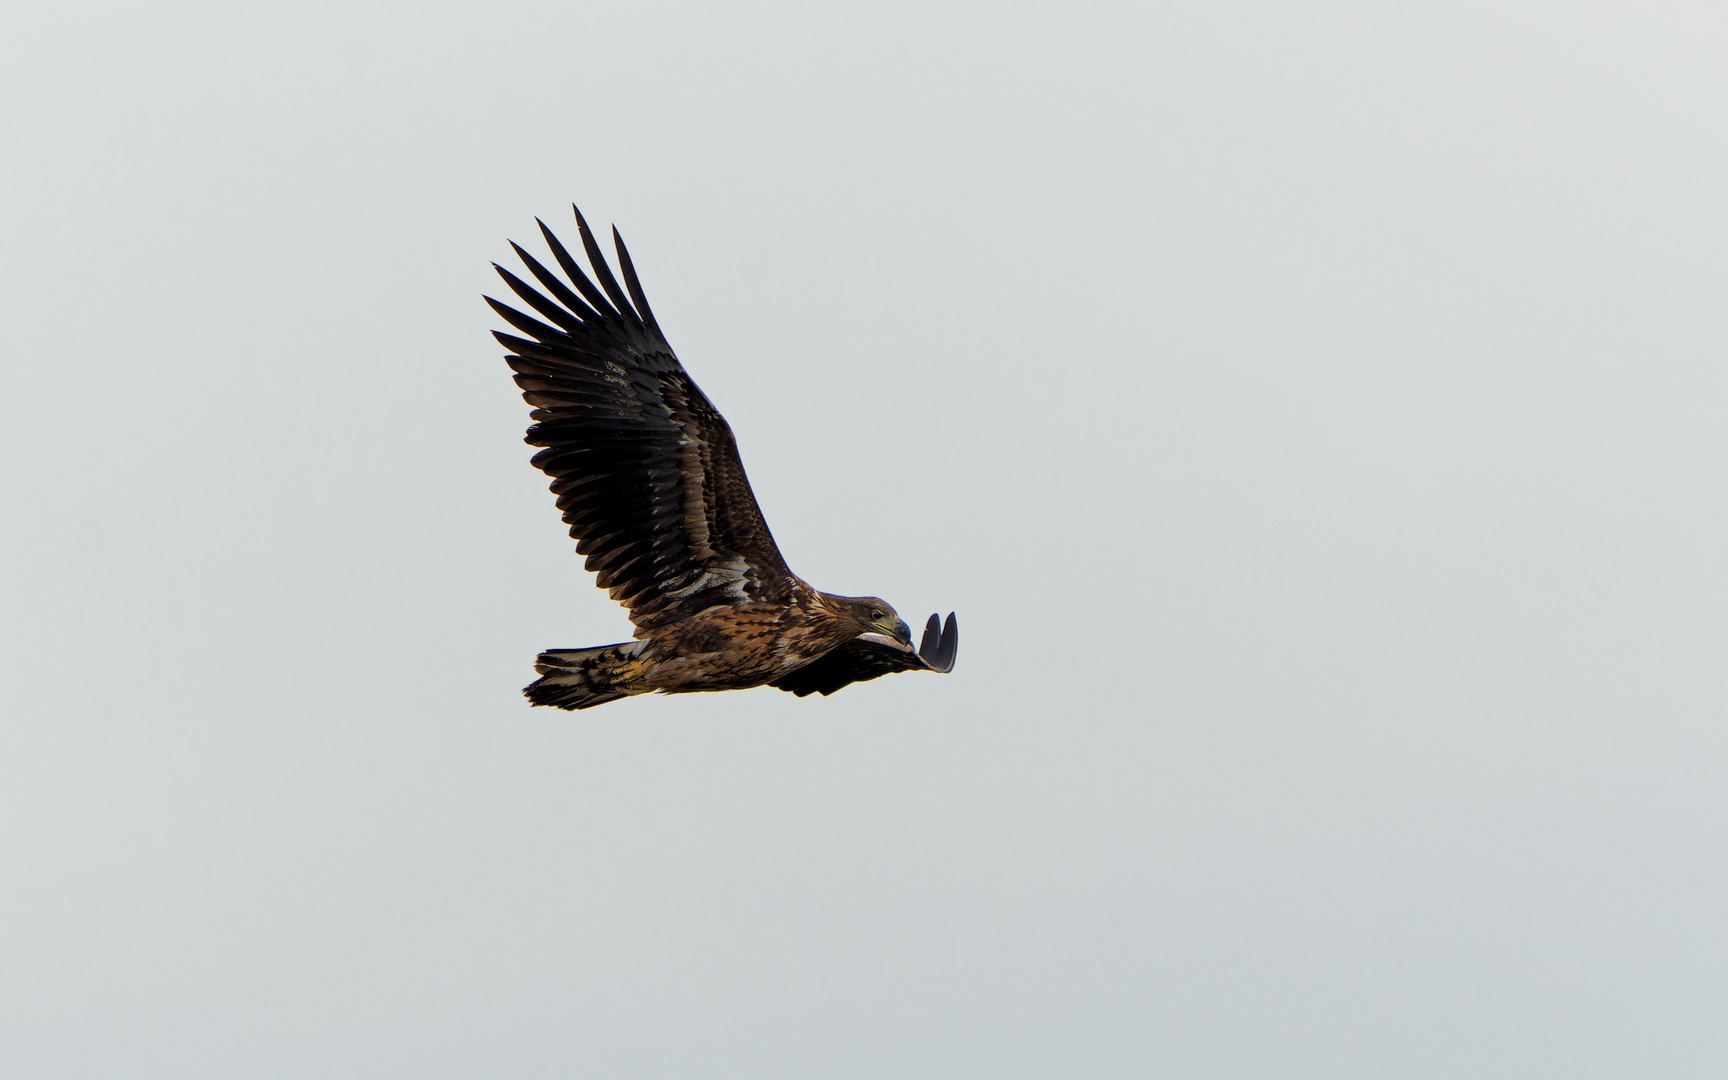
[487,207,957,709]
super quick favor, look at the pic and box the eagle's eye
[870,609,884,620]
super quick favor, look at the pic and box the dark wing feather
[770,613,958,697]
[768,640,925,697]
[488,209,798,631]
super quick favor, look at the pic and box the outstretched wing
[770,613,958,697]
[487,207,798,632]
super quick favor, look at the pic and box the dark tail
[524,641,647,710]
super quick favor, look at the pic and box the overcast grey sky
[3,1,1727,1076]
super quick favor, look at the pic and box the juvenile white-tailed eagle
[487,207,958,710]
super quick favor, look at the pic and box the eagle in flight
[486,207,958,710]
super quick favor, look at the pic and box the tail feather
[524,641,646,710]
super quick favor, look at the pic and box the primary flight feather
[486,206,957,709]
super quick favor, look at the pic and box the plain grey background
[3,0,1726,1075]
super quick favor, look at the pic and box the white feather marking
[660,557,751,601]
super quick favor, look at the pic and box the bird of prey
[486,207,958,710]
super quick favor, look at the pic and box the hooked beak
[856,618,918,654]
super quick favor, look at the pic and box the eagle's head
[834,595,914,652]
